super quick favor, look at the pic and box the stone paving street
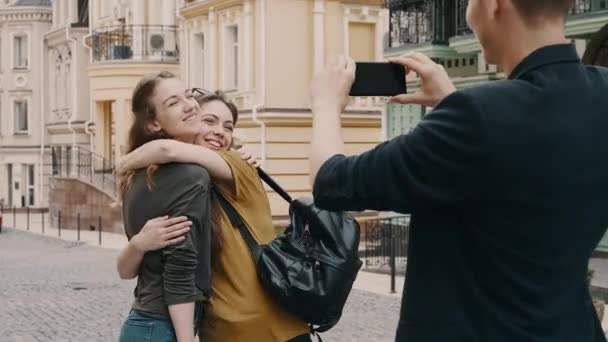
[0,228,400,342]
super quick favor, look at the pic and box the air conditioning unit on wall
[148,32,177,58]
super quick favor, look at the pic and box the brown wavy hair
[119,73,224,253]
[194,90,239,127]
[119,71,176,196]
[193,90,240,255]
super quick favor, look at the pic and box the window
[14,100,28,133]
[66,146,72,176]
[77,0,89,26]
[14,35,28,69]
[6,164,13,207]
[224,26,239,90]
[193,33,206,87]
[52,146,62,176]
[26,164,35,206]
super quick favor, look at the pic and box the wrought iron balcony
[456,0,472,36]
[388,0,434,46]
[90,25,179,63]
[385,0,472,48]
[570,0,608,14]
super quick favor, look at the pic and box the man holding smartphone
[309,0,608,341]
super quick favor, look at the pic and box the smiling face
[147,78,201,143]
[195,99,235,151]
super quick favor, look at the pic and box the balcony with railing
[571,0,608,15]
[385,0,472,50]
[455,0,472,36]
[388,0,608,54]
[387,0,434,47]
[567,0,608,37]
[90,25,179,63]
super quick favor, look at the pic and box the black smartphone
[349,62,406,97]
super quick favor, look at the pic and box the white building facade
[0,0,52,208]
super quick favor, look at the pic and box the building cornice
[0,145,43,150]
[236,111,382,128]
[46,122,88,135]
[180,0,243,18]
[0,7,51,23]
[45,26,88,46]
[341,0,384,5]
[87,63,181,78]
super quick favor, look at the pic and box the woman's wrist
[130,233,148,254]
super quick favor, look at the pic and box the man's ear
[493,0,509,20]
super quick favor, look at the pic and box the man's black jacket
[314,44,608,342]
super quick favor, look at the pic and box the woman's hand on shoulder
[232,142,261,168]
[131,216,192,252]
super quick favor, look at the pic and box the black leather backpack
[216,168,363,334]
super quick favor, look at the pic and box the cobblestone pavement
[0,228,400,342]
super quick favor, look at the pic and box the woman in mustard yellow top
[116,91,310,342]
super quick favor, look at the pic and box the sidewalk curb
[1,227,88,248]
[0,226,125,250]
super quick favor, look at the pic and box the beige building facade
[86,0,179,166]
[179,0,387,217]
[1,0,389,221]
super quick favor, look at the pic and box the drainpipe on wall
[175,0,187,80]
[39,29,46,208]
[252,0,267,168]
[83,4,94,154]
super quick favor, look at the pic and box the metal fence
[571,0,590,14]
[386,0,607,48]
[456,0,473,36]
[388,1,434,46]
[386,0,474,48]
[48,145,117,197]
[360,215,410,292]
[0,205,105,245]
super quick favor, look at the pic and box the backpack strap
[257,168,292,204]
[215,192,262,259]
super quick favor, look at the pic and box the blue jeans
[119,304,204,342]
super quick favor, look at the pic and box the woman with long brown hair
[117,71,212,342]
[116,91,311,342]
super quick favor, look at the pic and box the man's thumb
[389,92,426,105]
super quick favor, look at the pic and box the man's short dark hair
[511,0,574,19]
